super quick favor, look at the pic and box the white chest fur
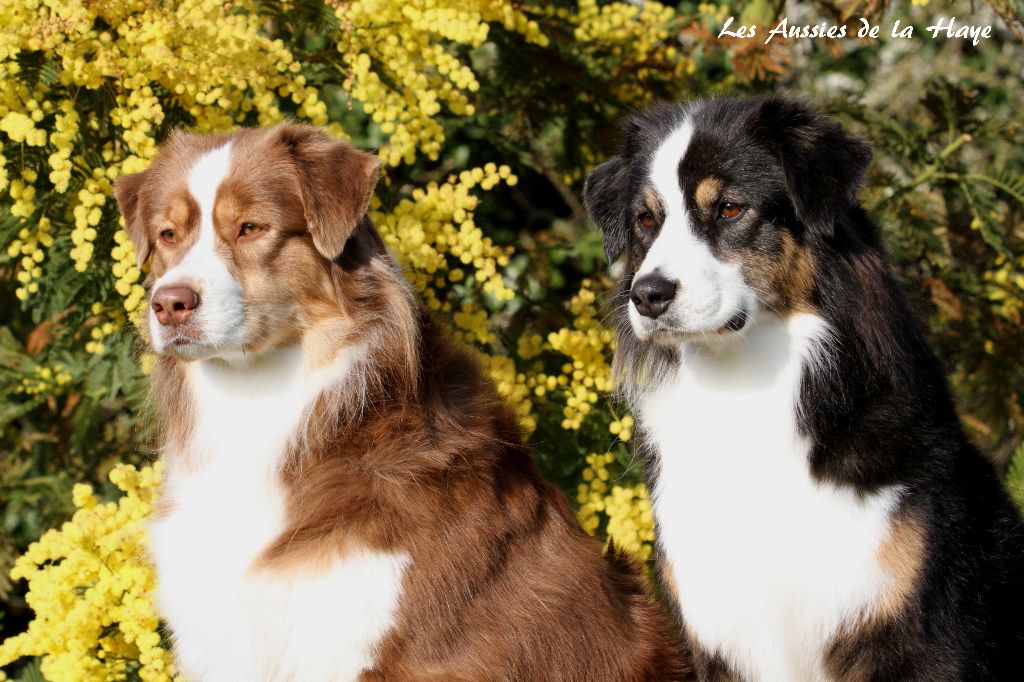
[149,348,409,682]
[639,314,902,682]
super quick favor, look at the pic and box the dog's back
[337,315,685,680]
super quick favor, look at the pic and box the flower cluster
[0,463,173,681]
[534,281,615,431]
[984,252,1024,326]
[576,453,655,562]
[71,178,111,273]
[337,0,547,166]
[0,111,47,147]
[111,227,146,318]
[480,353,537,436]
[8,216,52,301]
[7,173,38,219]
[608,414,634,443]
[372,164,517,312]
[85,309,128,356]
[571,0,691,105]
[17,364,72,397]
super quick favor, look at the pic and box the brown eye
[159,229,176,243]
[719,203,743,220]
[638,212,656,229]
[239,222,261,238]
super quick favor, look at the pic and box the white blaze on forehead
[149,141,246,358]
[648,119,693,217]
[640,119,698,281]
[188,141,234,243]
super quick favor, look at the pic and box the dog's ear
[757,96,872,237]
[277,124,381,260]
[584,155,630,265]
[113,169,151,268]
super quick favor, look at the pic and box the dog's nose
[152,285,200,326]
[630,275,677,319]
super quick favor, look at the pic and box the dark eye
[637,211,656,229]
[719,202,744,220]
[159,229,176,243]
[239,222,262,238]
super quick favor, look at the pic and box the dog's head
[115,124,385,362]
[584,95,871,346]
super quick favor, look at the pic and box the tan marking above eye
[638,211,656,229]
[719,202,743,220]
[695,177,723,209]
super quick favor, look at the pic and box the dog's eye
[160,229,176,243]
[637,212,656,229]
[239,222,261,238]
[719,203,744,220]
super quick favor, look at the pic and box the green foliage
[1,0,1022,665]
[1008,442,1024,510]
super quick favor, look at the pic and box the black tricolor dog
[584,94,1024,681]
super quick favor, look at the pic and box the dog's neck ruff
[150,346,409,681]
[177,346,354,464]
[636,312,903,681]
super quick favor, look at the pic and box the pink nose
[151,285,200,326]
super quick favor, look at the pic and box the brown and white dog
[114,123,686,681]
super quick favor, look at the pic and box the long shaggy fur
[118,122,688,681]
[585,95,1024,681]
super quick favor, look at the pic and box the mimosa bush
[2,0,1023,678]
